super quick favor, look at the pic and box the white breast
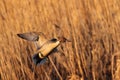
[38,41,60,57]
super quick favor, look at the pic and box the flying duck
[17,32,70,65]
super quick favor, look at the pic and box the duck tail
[32,53,42,65]
[32,53,48,65]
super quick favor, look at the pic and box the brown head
[58,36,71,43]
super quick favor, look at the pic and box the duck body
[17,32,61,65]
[33,39,60,65]
[38,39,60,58]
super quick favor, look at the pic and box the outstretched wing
[17,32,47,49]
[17,32,39,41]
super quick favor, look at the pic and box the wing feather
[17,32,47,49]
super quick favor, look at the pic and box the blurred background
[0,0,120,80]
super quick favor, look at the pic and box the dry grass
[0,0,120,80]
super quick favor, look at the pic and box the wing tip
[17,33,23,38]
[17,33,20,37]
[17,33,26,40]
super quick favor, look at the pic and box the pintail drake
[17,32,69,66]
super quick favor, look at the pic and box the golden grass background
[0,0,120,80]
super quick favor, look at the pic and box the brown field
[0,0,120,80]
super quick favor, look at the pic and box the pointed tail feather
[32,53,42,65]
[32,53,47,65]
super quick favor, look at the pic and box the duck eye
[51,38,57,42]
